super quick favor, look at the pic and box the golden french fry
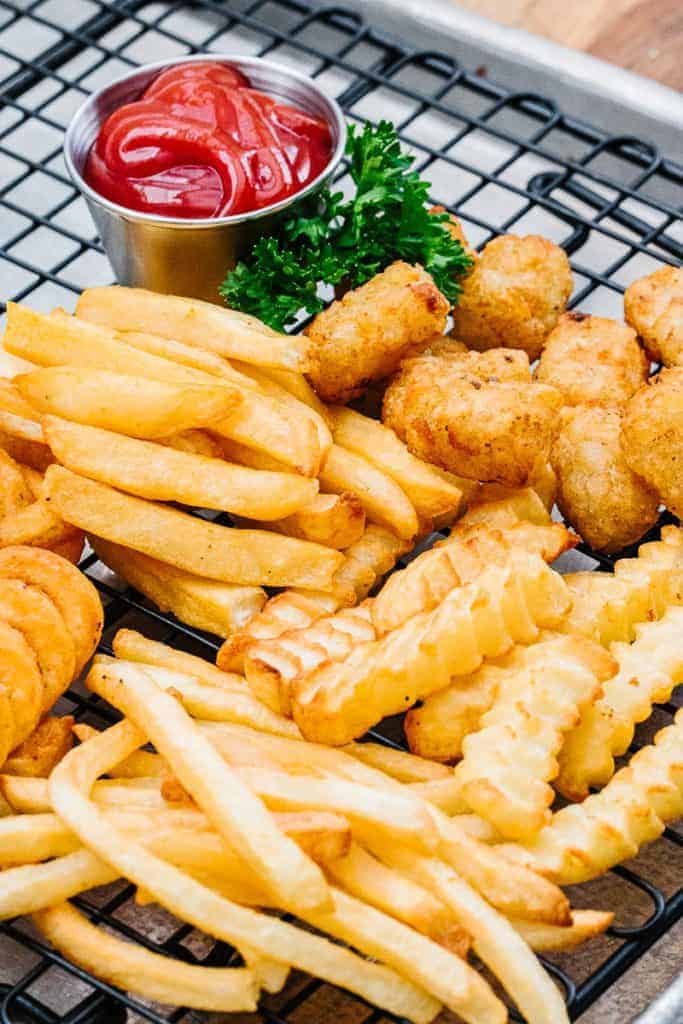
[329,406,464,524]
[249,491,366,549]
[92,657,300,737]
[327,842,469,956]
[73,722,167,779]
[558,606,683,800]
[454,654,602,839]
[319,443,419,540]
[43,415,319,520]
[511,910,613,952]
[160,428,232,457]
[34,903,258,1012]
[112,629,245,690]
[5,306,320,475]
[46,466,344,590]
[343,741,452,783]
[370,843,569,1024]
[293,555,570,745]
[502,708,683,884]
[302,887,503,1024]
[0,812,78,864]
[4,716,74,778]
[47,720,440,1023]
[86,661,330,913]
[17,367,240,440]
[77,286,316,372]
[92,537,264,639]
[0,545,103,674]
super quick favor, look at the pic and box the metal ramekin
[64,55,347,303]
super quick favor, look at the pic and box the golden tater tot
[621,367,683,517]
[305,261,449,404]
[383,347,562,487]
[450,234,573,361]
[551,405,659,554]
[624,265,683,365]
[536,312,649,406]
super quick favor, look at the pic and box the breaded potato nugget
[383,347,562,486]
[305,262,449,404]
[536,312,649,406]
[622,367,683,516]
[624,265,683,365]
[551,405,659,553]
[450,234,572,361]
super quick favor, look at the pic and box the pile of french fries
[1,291,471,638]
[1,287,682,1024]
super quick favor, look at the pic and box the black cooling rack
[0,1,682,1022]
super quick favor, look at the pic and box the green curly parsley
[219,120,473,331]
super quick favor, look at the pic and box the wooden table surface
[453,0,683,91]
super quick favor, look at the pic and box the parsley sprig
[219,120,473,331]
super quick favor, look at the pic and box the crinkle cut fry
[405,633,616,763]
[245,602,376,716]
[557,606,683,799]
[558,525,683,647]
[292,554,570,745]
[48,719,440,1023]
[454,654,602,839]
[501,709,683,884]
[217,524,408,673]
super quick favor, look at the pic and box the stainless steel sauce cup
[64,55,347,303]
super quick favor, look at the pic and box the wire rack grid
[0,1,681,1023]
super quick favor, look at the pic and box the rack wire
[0,1,681,1022]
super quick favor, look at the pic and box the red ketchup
[84,62,333,219]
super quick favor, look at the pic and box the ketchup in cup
[84,62,333,219]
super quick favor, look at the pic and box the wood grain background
[453,0,683,90]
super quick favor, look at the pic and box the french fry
[86,661,330,913]
[232,360,331,425]
[511,910,613,952]
[0,545,103,674]
[76,286,316,373]
[112,629,246,690]
[343,741,453,783]
[405,633,616,763]
[4,306,321,475]
[319,443,419,540]
[371,843,570,1024]
[47,720,440,1023]
[34,903,259,1012]
[302,887,504,1024]
[454,655,602,839]
[248,491,366,549]
[244,602,376,715]
[73,722,167,779]
[92,656,300,737]
[502,709,683,884]
[327,842,469,956]
[557,606,683,799]
[217,524,409,672]
[0,848,117,919]
[0,812,78,864]
[293,555,570,745]
[43,415,319,520]
[372,521,575,635]
[46,467,344,590]
[17,367,240,440]
[4,716,74,778]
[92,538,265,638]
[328,406,465,524]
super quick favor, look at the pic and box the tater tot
[551,405,659,554]
[621,367,683,517]
[383,346,562,486]
[536,312,649,406]
[450,234,573,361]
[305,261,449,404]
[624,265,683,365]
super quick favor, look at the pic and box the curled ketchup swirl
[84,63,333,218]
